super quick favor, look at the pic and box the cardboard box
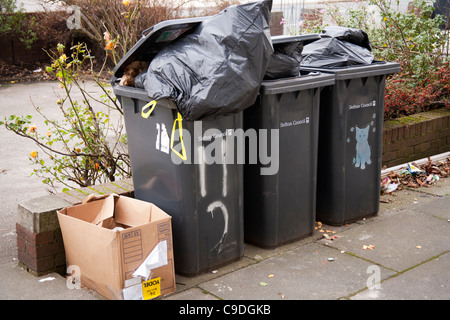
[57,194,176,300]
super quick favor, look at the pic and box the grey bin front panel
[243,72,334,248]
[302,62,401,226]
[117,88,244,276]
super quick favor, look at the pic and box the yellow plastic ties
[141,100,157,118]
[170,112,187,161]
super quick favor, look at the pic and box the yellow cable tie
[170,112,187,161]
[141,100,157,119]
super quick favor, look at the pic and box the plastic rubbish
[144,0,273,121]
[407,163,425,175]
[300,26,374,68]
[381,176,399,194]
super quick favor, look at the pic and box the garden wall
[1,11,284,67]
[0,35,48,65]
[382,109,450,168]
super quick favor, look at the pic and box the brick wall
[382,109,450,168]
[0,11,58,65]
[0,35,49,65]
[16,223,66,276]
[2,10,284,66]
[16,178,134,276]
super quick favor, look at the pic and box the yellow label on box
[142,277,161,300]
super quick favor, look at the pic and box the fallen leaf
[268,274,274,279]
[260,282,268,287]
[362,245,375,250]
[407,182,419,188]
[416,178,425,187]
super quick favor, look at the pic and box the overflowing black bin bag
[144,0,273,121]
[300,26,374,68]
[264,41,303,79]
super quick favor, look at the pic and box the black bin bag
[144,0,274,121]
[300,26,374,68]
[264,34,320,79]
[264,40,303,79]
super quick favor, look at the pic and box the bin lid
[261,71,335,95]
[272,34,320,45]
[111,16,206,84]
[300,61,401,80]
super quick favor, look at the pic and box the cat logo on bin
[348,112,377,170]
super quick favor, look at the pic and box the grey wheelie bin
[301,62,400,226]
[243,35,335,247]
[111,17,245,276]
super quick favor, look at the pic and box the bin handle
[141,100,157,118]
[170,112,187,161]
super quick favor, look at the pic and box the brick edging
[382,109,450,168]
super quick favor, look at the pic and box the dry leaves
[381,156,450,195]
[315,222,338,240]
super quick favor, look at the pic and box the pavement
[1,81,450,301]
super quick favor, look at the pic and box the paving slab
[164,287,219,300]
[198,242,396,300]
[318,206,450,272]
[351,252,450,300]
[0,261,102,300]
[412,195,450,220]
[172,256,257,293]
